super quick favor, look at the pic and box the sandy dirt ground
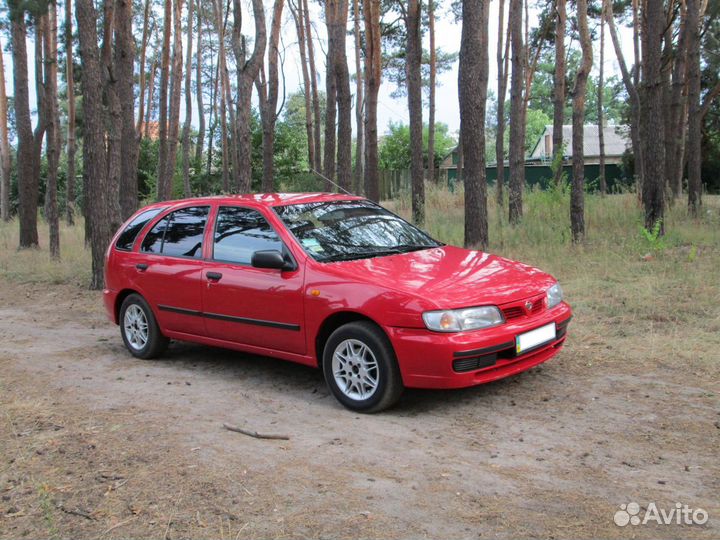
[0,278,718,539]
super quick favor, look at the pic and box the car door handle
[206,271,223,282]
[136,263,148,272]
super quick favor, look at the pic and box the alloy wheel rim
[332,339,379,401]
[124,304,149,351]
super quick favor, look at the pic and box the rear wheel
[119,294,168,359]
[322,321,403,413]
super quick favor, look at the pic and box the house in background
[441,124,632,190]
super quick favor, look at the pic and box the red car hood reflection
[327,245,556,309]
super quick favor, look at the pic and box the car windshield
[274,200,442,263]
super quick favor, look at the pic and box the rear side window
[213,206,282,264]
[115,207,166,251]
[141,206,209,258]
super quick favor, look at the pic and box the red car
[103,193,571,412]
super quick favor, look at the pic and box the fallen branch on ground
[222,423,290,440]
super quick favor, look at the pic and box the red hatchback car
[104,193,571,412]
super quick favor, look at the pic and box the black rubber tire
[322,321,404,413]
[119,293,169,359]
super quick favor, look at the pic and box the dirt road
[1,278,718,539]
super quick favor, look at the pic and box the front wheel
[119,293,169,359]
[322,321,404,413]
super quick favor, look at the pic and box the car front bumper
[386,302,572,389]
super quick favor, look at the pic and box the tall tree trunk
[363,0,381,201]
[259,0,285,192]
[144,57,157,137]
[323,42,338,188]
[597,16,606,195]
[213,0,235,189]
[45,4,60,259]
[507,0,524,224]
[163,0,184,198]
[427,0,437,184]
[334,0,352,191]
[460,0,490,250]
[10,3,40,248]
[632,0,644,198]
[353,0,364,193]
[233,0,266,193]
[136,0,152,133]
[496,0,510,204]
[667,0,688,198]
[116,0,139,219]
[157,0,173,200]
[640,0,666,231]
[571,0,592,243]
[195,0,205,164]
[64,0,77,225]
[76,0,122,288]
[407,0,424,224]
[686,0,702,216]
[605,0,643,197]
[552,0,566,187]
[304,0,322,172]
[0,43,11,222]
[181,0,195,198]
[290,0,315,173]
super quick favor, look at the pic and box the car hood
[326,245,556,309]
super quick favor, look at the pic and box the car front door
[202,205,306,355]
[133,205,209,336]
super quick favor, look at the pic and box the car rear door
[132,205,210,336]
[201,205,306,355]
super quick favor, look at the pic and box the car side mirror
[251,250,295,271]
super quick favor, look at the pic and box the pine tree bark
[0,44,11,222]
[495,0,510,205]
[407,0,424,224]
[667,0,687,199]
[427,0,437,184]
[304,0,322,173]
[352,0,363,193]
[686,0,702,216]
[144,58,157,137]
[363,0,381,202]
[597,16,606,195]
[10,2,40,248]
[233,0,266,192]
[333,0,352,191]
[641,0,666,230]
[76,0,123,288]
[290,0,315,173]
[157,0,173,200]
[42,4,60,259]
[64,0,77,225]
[507,0,524,224]
[194,0,205,164]
[552,0,565,187]
[164,0,184,198]
[181,0,194,198]
[136,0,152,134]
[259,0,285,192]
[460,0,490,250]
[570,0,592,243]
[116,0,139,218]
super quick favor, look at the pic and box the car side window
[141,206,209,258]
[213,206,282,264]
[116,207,167,251]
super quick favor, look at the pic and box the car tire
[119,293,169,359]
[322,321,404,413]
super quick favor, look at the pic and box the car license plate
[516,323,556,354]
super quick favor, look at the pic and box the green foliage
[379,121,457,170]
[640,220,667,253]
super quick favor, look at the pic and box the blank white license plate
[516,323,556,354]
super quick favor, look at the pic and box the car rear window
[140,206,209,259]
[115,207,167,251]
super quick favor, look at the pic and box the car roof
[140,192,366,211]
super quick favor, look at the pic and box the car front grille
[501,294,545,321]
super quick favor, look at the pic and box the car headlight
[422,306,504,332]
[547,282,564,309]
